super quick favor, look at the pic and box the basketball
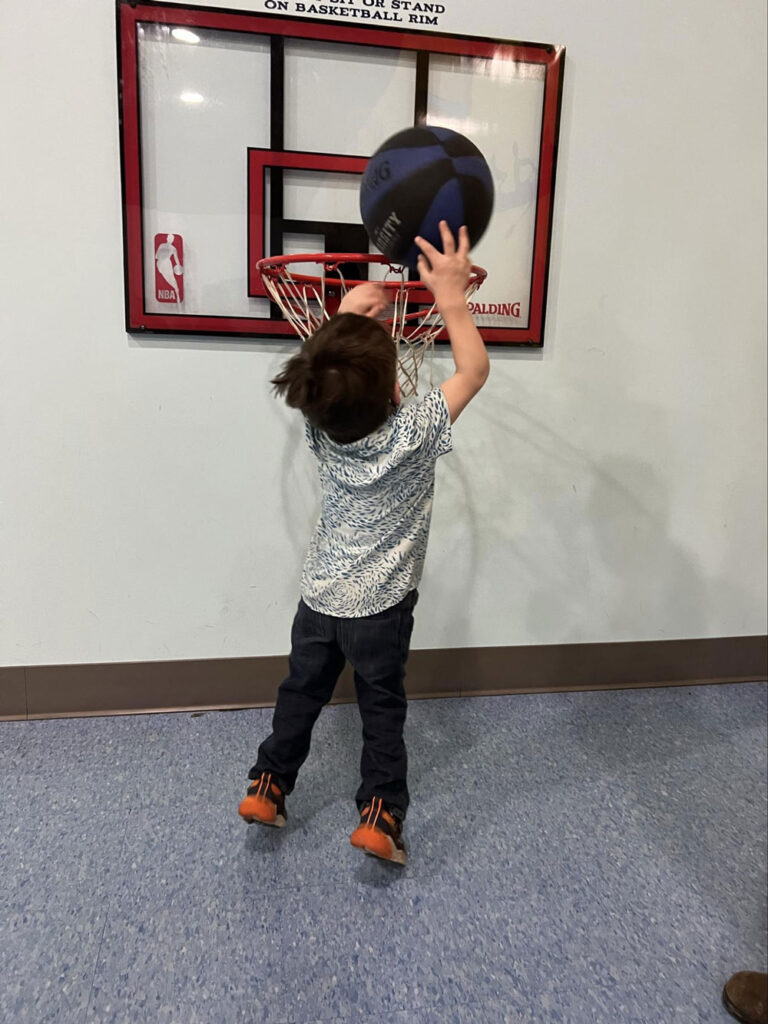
[359,125,494,267]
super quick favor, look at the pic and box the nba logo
[154,233,184,303]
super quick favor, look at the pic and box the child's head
[272,313,399,444]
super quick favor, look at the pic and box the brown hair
[272,313,398,443]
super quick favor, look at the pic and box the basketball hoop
[257,253,487,396]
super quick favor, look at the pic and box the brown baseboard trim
[1,635,765,721]
[0,666,27,720]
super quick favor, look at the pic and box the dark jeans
[250,590,417,820]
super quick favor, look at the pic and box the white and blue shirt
[301,388,453,617]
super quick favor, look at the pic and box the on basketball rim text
[267,0,448,27]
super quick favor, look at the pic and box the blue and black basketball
[359,125,494,266]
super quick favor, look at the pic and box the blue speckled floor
[1,682,766,1023]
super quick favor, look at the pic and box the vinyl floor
[1,682,766,1023]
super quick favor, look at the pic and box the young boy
[239,222,489,865]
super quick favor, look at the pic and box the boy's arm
[415,222,490,423]
[337,282,387,318]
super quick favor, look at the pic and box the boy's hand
[415,222,472,310]
[338,282,387,318]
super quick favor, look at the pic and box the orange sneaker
[350,797,407,865]
[238,771,287,827]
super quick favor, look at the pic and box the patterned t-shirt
[301,388,453,617]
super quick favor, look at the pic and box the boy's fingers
[458,225,470,257]
[439,220,456,255]
[414,235,439,260]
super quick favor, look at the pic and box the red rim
[256,252,487,292]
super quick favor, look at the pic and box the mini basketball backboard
[118,1,565,345]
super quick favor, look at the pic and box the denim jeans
[250,590,417,819]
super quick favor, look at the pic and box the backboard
[118,1,564,344]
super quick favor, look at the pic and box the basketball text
[361,160,391,193]
[293,3,405,18]
[375,211,404,253]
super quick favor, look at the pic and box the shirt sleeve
[396,387,453,460]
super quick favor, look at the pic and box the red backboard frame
[118,1,565,343]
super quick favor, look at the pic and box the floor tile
[1,804,131,907]
[0,720,26,759]
[134,708,276,808]
[315,1008,465,1024]
[0,898,106,1024]
[86,893,282,1024]
[117,799,287,903]
[277,879,528,1021]
[278,864,748,1023]
[4,714,150,811]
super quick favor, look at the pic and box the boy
[239,223,489,865]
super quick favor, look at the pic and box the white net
[258,254,485,397]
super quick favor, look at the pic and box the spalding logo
[468,301,522,318]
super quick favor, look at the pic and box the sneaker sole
[350,831,406,866]
[239,810,286,828]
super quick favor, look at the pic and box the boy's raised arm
[415,222,490,423]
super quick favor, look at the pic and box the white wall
[1,0,765,666]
